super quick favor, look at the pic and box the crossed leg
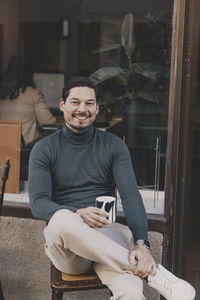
[44,209,145,300]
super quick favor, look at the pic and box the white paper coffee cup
[96,196,116,223]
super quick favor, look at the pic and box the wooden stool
[51,264,111,300]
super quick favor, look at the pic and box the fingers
[135,261,154,278]
[129,247,156,279]
[93,207,109,217]
[76,206,110,228]
[84,213,110,228]
[128,251,137,265]
[88,207,110,226]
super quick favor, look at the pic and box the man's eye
[72,101,79,104]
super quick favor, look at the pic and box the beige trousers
[44,209,146,300]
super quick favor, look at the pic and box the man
[28,76,195,300]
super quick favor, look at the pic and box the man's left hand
[128,246,157,278]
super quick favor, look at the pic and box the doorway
[164,2,200,299]
[185,45,200,299]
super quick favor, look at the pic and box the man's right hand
[75,206,110,228]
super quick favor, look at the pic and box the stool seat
[62,270,102,284]
[51,264,107,299]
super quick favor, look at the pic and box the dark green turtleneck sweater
[28,125,148,241]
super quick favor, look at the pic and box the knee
[48,209,83,235]
[45,209,84,247]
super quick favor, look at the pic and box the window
[0,0,174,214]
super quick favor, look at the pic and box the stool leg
[0,281,4,300]
[51,287,63,300]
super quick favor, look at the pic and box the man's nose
[78,102,87,112]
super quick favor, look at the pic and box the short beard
[66,122,89,132]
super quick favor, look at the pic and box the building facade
[0,0,199,295]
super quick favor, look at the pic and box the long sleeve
[28,125,149,240]
[111,138,148,241]
[28,140,77,222]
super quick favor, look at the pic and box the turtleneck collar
[62,124,95,145]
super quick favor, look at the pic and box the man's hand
[129,245,157,278]
[76,206,110,228]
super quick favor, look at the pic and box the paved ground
[0,217,162,300]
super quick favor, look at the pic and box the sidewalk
[0,217,162,300]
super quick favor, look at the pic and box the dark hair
[62,76,99,103]
[0,55,35,100]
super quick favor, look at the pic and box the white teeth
[76,116,88,120]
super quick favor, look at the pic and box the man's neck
[65,122,90,134]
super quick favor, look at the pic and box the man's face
[59,86,99,133]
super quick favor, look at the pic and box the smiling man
[28,76,195,300]
[59,85,99,132]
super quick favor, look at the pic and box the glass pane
[84,2,174,215]
[0,0,174,214]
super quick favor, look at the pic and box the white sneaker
[148,264,196,300]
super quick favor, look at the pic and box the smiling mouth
[74,114,90,121]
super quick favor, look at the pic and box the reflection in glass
[87,8,173,213]
[0,0,174,214]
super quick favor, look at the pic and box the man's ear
[59,98,65,111]
[96,103,99,115]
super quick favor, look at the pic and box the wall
[0,0,19,66]
[0,0,173,73]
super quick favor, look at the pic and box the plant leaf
[129,63,170,81]
[98,90,127,105]
[92,44,122,54]
[121,12,135,58]
[89,66,124,85]
[132,90,162,104]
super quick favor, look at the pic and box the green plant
[89,12,170,106]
